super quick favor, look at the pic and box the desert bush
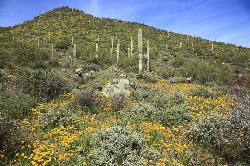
[119,102,157,124]
[17,69,68,102]
[10,43,59,69]
[147,92,186,110]
[159,104,192,127]
[43,108,79,129]
[111,93,126,111]
[118,57,137,73]
[76,89,95,108]
[0,115,21,160]
[154,64,175,79]
[0,87,36,119]
[55,38,71,51]
[129,89,157,101]
[188,87,215,98]
[180,58,233,84]
[90,126,146,165]
[138,72,158,83]
[189,104,250,164]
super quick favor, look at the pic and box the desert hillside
[0,6,250,166]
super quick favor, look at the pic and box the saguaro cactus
[12,33,15,42]
[146,40,150,72]
[130,37,134,57]
[127,48,130,58]
[166,43,168,51]
[211,41,214,53]
[95,37,99,58]
[48,31,51,42]
[138,28,143,73]
[71,36,74,45]
[51,44,54,58]
[73,44,76,63]
[37,37,40,47]
[179,42,182,49]
[116,39,120,64]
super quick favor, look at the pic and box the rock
[103,78,130,97]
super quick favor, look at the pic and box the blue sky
[0,0,250,47]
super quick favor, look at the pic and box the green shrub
[159,104,192,127]
[180,58,233,85]
[189,105,250,164]
[76,89,95,108]
[138,72,158,83]
[17,69,68,102]
[129,89,156,101]
[0,115,21,160]
[8,43,59,69]
[90,126,146,165]
[119,102,157,124]
[0,87,36,119]
[111,93,126,111]
[147,92,185,110]
[188,87,215,98]
[154,64,175,79]
[55,38,71,51]
[42,108,79,129]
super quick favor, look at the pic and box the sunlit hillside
[0,7,249,166]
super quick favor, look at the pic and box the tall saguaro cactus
[116,39,120,64]
[146,40,150,72]
[138,28,143,73]
[179,42,182,49]
[73,44,76,63]
[127,48,130,58]
[191,41,194,50]
[37,37,40,47]
[12,33,15,42]
[95,37,99,58]
[51,44,54,58]
[211,41,214,53]
[166,44,168,51]
[130,37,134,57]
[71,36,74,45]
[48,31,51,42]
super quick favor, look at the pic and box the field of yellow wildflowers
[1,67,249,166]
